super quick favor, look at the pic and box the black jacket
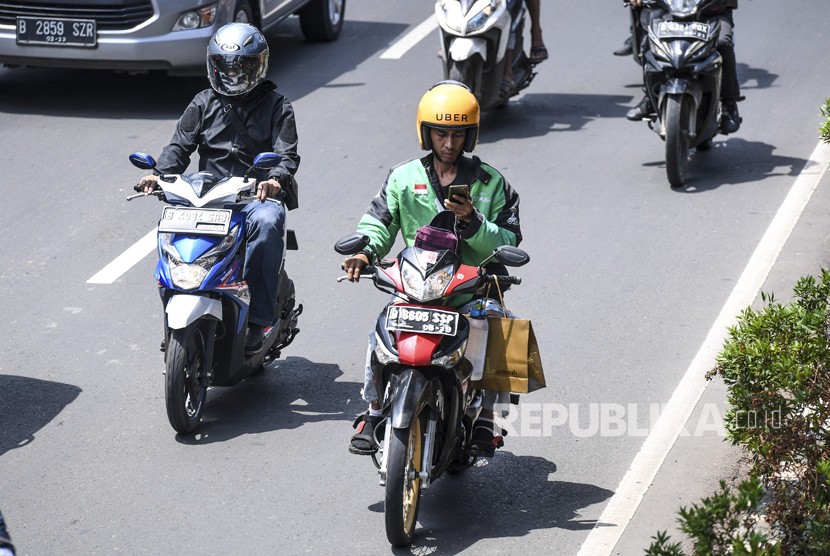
[156,80,300,208]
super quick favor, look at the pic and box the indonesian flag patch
[414,183,428,194]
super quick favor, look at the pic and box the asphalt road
[1,2,830,555]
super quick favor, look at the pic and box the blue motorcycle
[128,152,302,434]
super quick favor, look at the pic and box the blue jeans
[241,200,286,327]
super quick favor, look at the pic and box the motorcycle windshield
[664,0,704,17]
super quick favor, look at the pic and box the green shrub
[821,98,830,145]
[647,271,830,554]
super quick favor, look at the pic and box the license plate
[656,21,709,41]
[16,17,97,48]
[386,306,459,336]
[158,207,233,236]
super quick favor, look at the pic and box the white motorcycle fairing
[166,294,223,330]
[436,0,511,63]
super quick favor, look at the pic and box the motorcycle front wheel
[165,323,209,434]
[448,58,483,103]
[664,94,692,188]
[385,414,424,547]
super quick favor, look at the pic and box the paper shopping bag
[471,316,546,394]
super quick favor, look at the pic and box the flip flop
[499,78,514,99]
[529,45,549,64]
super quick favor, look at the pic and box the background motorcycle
[640,0,723,187]
[335,232,529,547]
[128,152,302,434]
[436,0,537,110]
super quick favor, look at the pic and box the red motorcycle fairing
[378,259,403,292]
[395,331,442,366]
[443,263,481,296]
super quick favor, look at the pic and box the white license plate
[16,17,97,48]
[386,306,459,336]
[656,21,709,41]
[158,207,232,236]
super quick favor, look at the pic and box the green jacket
[357,154,522,268]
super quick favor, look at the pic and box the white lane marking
[87,228,156,284]
[380,16,438,60]
[577,139,830,556]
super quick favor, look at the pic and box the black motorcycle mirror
[129,152,157,171]
[480,245,530,268]
[334,233,371,256]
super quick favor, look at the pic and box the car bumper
[0,22,216,75]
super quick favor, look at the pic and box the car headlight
[432,339,467,369]
[173,4,217,31]
[401,263,454,302]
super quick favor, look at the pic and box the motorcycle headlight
[170,264,209,290]
[160,225,240,290]
[465,6,491,34]
[432,339,467,369]
[374,332,399,365]
[401,262,454,302]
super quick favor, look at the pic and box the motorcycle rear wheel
[165,324,209,434]
[665,94,692,188]
[385,415,424,547]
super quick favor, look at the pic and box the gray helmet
[207,23,269,96]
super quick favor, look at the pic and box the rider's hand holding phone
[445,184,473,223]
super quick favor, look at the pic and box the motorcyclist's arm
[156,95,204,176]
[267,97,300,187]
[357,173,401,261]
[459,176,521,254]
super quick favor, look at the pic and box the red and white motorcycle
[335,231,529,547]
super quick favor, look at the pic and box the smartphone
[447,184,469,203]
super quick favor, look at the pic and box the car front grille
[0,1,154,31]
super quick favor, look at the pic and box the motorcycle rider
[501,0,548,97]
[139,22,300,353]
[0,509,14,556]
[342,80,522,457]
[624,0,742,135]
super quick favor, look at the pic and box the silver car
[0,0,345,75]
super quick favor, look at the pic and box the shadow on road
[0,374,81,457]
[366,452,613,554]
[644,138,810,193]
[173,355,361,445]
[479,92,634,141]
[0,19,407,119]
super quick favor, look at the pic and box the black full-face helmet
[207,22,269,96]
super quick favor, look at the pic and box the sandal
[499,78,514,99]
[349,413,382,455]
[468,419,504,458]
[529,45,549,65]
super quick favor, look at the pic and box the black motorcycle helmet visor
[208,53,264,96]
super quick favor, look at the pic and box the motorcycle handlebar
[485,275,521,286]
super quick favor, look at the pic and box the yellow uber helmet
[417,80,480,152]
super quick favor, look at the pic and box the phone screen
[447,185,469,203]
